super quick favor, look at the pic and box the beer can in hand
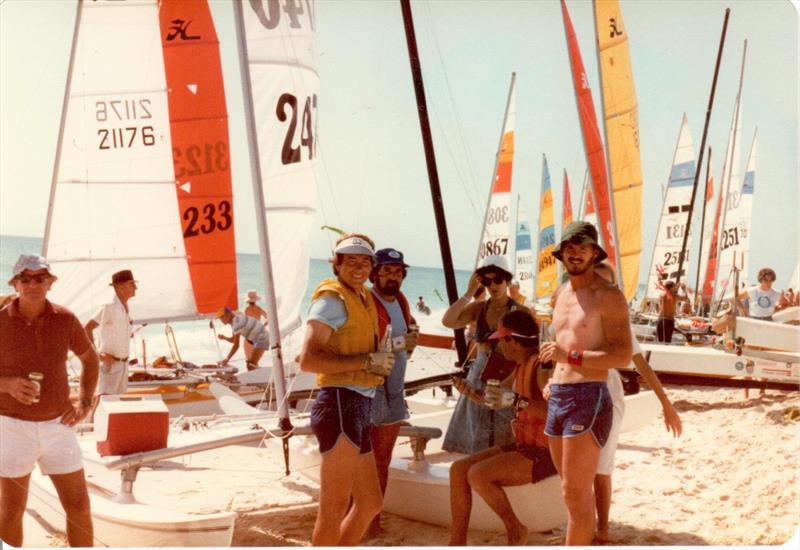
[28,372,43,404]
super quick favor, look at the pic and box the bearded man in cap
[85,269,137,398]
[539,221,633,546]
[1,254,99,546]
[367,248,418,535]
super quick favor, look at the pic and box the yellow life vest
[310,278,383,388]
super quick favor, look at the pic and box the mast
[709,38,746,314]
[675,10,731,291]
[43,0,84,254]
[693,146,712,313]
[473,72,517,268]
[232,1,291,427]
[400,0,467,364]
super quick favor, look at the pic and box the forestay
[43,0,237,324]
[241,0,319,336]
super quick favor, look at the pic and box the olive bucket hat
[552,221,608,263]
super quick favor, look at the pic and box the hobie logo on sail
[166,19,201,41]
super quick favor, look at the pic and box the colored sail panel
[581,179,599,228]
[560,0,617,269]
[514,197,534,302]
[644,115,696,303]
[594,0,643,301]
[477,78,516,267]
[44,0,234,324]
[535,155,558,299]
[159,0,237,315]
[702,176,723,304]
[697,174,716,305]
[243,1,319,335]
[738,131,757,285]
[562,170,574,231]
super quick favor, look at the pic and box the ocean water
[0,234,470,365]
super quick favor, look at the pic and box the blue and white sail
[737,129,757,287]
[514,194,534,303]
[643,114,696,304]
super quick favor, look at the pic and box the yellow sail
[535,155,558,300]
[594,0,643,301]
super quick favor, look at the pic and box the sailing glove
[365,352,394,377]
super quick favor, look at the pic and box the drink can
[28,372,43,403]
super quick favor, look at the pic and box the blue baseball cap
[374,248,409,268]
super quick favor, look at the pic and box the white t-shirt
[91,295,132,358]
[747,286,781,318]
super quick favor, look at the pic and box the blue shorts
[370,386,409,426]
[310,387,373,454]
[545,382,613,448]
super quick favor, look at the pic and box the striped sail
[476,74,516,268]
[738,130,757,286]
[594,0,644,301]
[644,114,696,303]
[558,170,574,284]
[514,196,534,302]
[696,171,716,306]
[44,0,237,324]
[702,176,723,305]
[560,0,618,269]
[241,1,319,335]
[580,175,599,228]
[535,155,558,300]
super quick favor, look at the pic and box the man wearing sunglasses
[0,254,99,547]
[442,255,525,454]
[540,221,632,546]
[299,233,394,546]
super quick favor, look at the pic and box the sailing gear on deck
[310,387,373,455]
[310,278,382,390]
[552,221,608,263]
[545,381,613,448]
[0,415,83,477]
[0,299,92,421]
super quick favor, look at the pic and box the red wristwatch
[567,350,583,366]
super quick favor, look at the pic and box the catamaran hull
[27,469,235,548]
[735,316,800,353]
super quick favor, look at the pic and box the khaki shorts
[0,415,83,477]
[97,358,129,395]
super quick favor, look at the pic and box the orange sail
[702,176,721,304]
[560,0,618,269]
[562,169,574,231]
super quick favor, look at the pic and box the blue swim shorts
[544,382,613,448]
[310,387,373,454]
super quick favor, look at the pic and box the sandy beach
[19,385,799,548]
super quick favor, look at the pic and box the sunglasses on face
[18,275,49,285]
[480,276,504,287]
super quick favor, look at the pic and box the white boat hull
[735,316,800,352]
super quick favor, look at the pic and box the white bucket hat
[8,254,57,286]
[476,255,512,279]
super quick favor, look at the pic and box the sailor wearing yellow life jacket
[299,233,394,546]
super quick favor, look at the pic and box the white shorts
[597,369,626,475]
[97,358,129,395]
[0,416,83,477]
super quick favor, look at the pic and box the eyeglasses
[17,275,49,285]
[480,276,504,287]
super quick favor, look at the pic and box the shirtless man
[657,280,686,343]
[539,221,632,546]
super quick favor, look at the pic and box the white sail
[514,196,534,301]
[241,2,319,336]
[43,0,237,324]
[476,74,516,268]
[643,114,696,303]
[738,129,757,286]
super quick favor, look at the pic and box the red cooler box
[95,395,169,456]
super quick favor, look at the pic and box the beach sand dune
[18,386,799,547]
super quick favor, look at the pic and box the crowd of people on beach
[1,219,794,547]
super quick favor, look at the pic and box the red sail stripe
[560,0,618,266]
[563,170,574,229]
[159,0,237,314]
[702,176,721,304]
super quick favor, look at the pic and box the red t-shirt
[0,299,92,421]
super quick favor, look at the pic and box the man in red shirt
[0,254,99,547]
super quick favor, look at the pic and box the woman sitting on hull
[441,255,526,454]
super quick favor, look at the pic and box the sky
[0,0,798,288]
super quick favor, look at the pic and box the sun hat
[215,307,232,319]
[333,236,375,258]
[475,255,513,280]
[7,254,57,286]
[374,248,409,268]
[245,289,262,302]
[110,269,137,286]
[552,221,608,263]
